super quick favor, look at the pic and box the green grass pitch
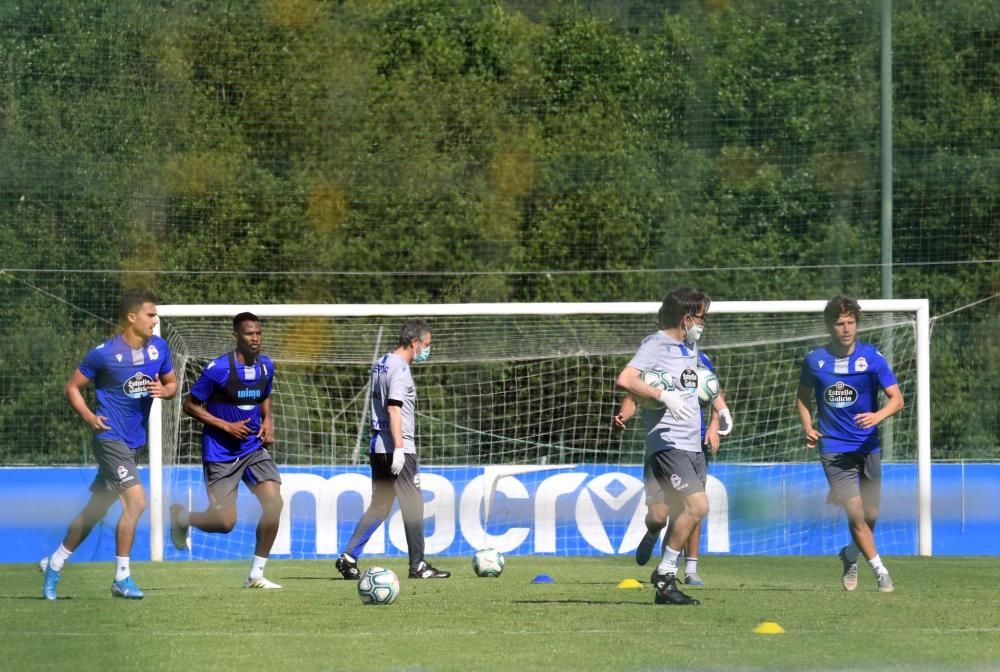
[4,556,1000,671]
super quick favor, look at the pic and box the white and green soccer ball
[696,368,721,406]
[357,566,400,605]
[639,368,675,410]
[472,548,505,577]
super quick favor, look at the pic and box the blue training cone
[531,574,555,584]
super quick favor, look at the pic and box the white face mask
[685,317,704,344]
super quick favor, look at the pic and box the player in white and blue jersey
[335,320,450,580]
[170,312,284,589]
[614,343,733,587]
[42,290,178,600]
[615,287,711,606]
[796,296,905,593]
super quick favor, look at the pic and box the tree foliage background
[0,0,996,463]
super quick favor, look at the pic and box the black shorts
[819,451,882,506]
[90,438,142,494]
[203,448,281,510]
[644,449,707,505]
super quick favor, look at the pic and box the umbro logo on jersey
[115,354,123,362]
[818,360,826,368]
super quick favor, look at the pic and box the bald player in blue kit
[42,289,178,600]
[796,296,904,593]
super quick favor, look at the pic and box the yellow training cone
[617,578,643,589]
[753,622,786,635]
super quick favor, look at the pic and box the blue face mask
[413,343,431,364]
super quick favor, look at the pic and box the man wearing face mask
[336,319,450,580]
[616,287,711,605]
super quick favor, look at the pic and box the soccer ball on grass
[357,566,400,605]
[472,548,505,577]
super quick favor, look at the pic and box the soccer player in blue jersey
[169,312,284,589]
[615,287,712,605]
[614,344,733,587]
[42,290,178,600]
[796,296,905,593]
[335,319,450,580]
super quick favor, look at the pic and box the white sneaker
[876,572,894,593]
[244,576,282,589]
[839,547,859,591]
[39,556,48,573]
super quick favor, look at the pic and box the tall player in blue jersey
[42,290,178,600]
[616,287,712,605]
[335,319,450,581]
[170,312,284,589]
[796,296,904,593]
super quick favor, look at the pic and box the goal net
[151,301,930,561]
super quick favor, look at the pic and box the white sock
[867,554,887,575]
[685,557,699,576]
[49,543,73,571]
[656,546,682,576]
[177,509,190,526]
[115,556,131,581]
[845,541,861,563]
[249,555,268,580]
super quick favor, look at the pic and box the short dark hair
[233,312,261,333]
[397,319,432,348]
[118,289,158,323]
[824,295,861,327]
[657,287,711,329]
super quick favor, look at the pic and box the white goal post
[149,299,931,561]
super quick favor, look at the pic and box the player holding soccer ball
[615,288,712,605]
[41,290,178,600]
[169,312,284,589]
[796,296,904,593]
[614,349,731,587]
[335,320,450,580]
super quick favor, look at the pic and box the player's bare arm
[616,367,664,406]
[183,394,252,440]
[854,384,904,430]
[257,396,275,444]
[64,369,111,431]
[704,406,721,456]
[612,394,637,431]
[146,371,178,399]
[795,384,822,448]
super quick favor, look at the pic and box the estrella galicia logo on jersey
[122,372,153,399]
[147,344,159,361]
[680,368,698,390]
[824,381,858,408]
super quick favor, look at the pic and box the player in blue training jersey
[796,296,904,593]
[41,290,178,600]
[614,339,733,587]
[169,312,284,589]
[335,319,450,581]
[616,288,713,606]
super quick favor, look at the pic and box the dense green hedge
[0,0,996,463]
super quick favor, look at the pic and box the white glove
[391,449,406,475]
[658,389,696,422]
[717,407,734,436]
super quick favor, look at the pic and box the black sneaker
[651,570,700,605]
[409,561,450,579]
[335,554,359,580]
